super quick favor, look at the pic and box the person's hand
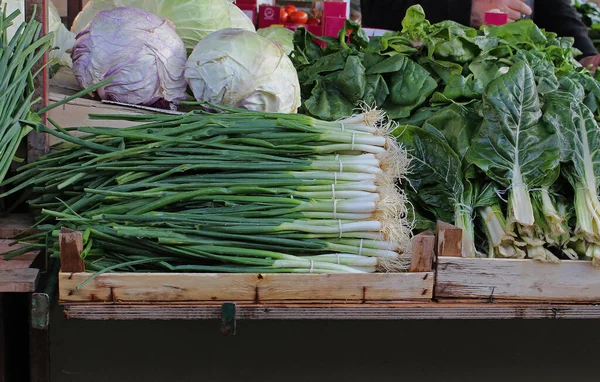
[471,0,533,26]
[580,55,600,72]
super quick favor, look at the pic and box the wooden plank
[58,228,84,273]
[0,269,39,293]
[436,221,462,257]
[0,214,33,239]
[0,241,38,270]
[436,257,600,302]
[409,230,435,272]
[61,302,600,320]
[59,272,434,303]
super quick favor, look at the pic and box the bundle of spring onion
[2,108,412,274]
[0,2,52,184]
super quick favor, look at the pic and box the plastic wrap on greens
[71,7,187,106]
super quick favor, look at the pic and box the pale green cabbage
[227,2,255,32]
[71,0,255,50]
[257,26,294,55]
[185,29,300,113]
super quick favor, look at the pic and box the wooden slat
[58,228,84,273]
[436,257,600,302]
[61,303,600,320]
[0,269,39,293]
[409,230,435,272]
[0,241,38,270]
[436,221,462,257]
[0,214,33,239]
[59,272,434,303]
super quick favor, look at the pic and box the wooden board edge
[58,271,434,303]
[60,303,600,320]
[435,257,600,302]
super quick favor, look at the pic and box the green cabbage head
[185,29,301,113]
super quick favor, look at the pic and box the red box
[258,2,348,37]
[484,11,509,26]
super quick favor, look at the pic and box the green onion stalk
[0,3,52,184]
[3,108,412,273]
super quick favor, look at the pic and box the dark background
[50,313,600,382]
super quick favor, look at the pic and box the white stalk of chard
[478,205,526,259]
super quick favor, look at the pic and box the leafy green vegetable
[466,62,561,227]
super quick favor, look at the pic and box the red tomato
[284,5,297,15]
[306,17,320,24]
[289,10,308,24]
[280,8,289,23]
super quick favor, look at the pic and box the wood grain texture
[61,303,600,321]
[59,272,434,303]
[0,214,33,239]
[58,228,84,273]
[410,230,435,272]
[437,257,600,302]
[436,221,462,257]
[0,241,38,270]
[0,269,39,292]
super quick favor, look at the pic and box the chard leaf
[466,61,560,226]
[512,50,559,95]
[396,125,462,224]
[423,104,481,162]
[544,91,600,241]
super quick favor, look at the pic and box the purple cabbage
[71,7,188,106]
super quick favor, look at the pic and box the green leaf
[362,74,389,107]
[434,37,479,64]
[291,27,324,65]
[393,105,446,128]
[381,56,437,118]
[440,73,484,101]
[302,79,355,120]
[329,55,366,103]
[543,91,600,241]
[422,104,481,162]
[400,4,430,46]
[486,20,547,49]
[511,50,559,95]
[466,61,560,226]
[396,125,462,223]
[418,57,463,85]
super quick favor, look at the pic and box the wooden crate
[58,229,435,305]
[0,214,40,293]
[435,222,600,303]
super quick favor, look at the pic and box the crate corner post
[58,228,84,273]
[409,230,435,273]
